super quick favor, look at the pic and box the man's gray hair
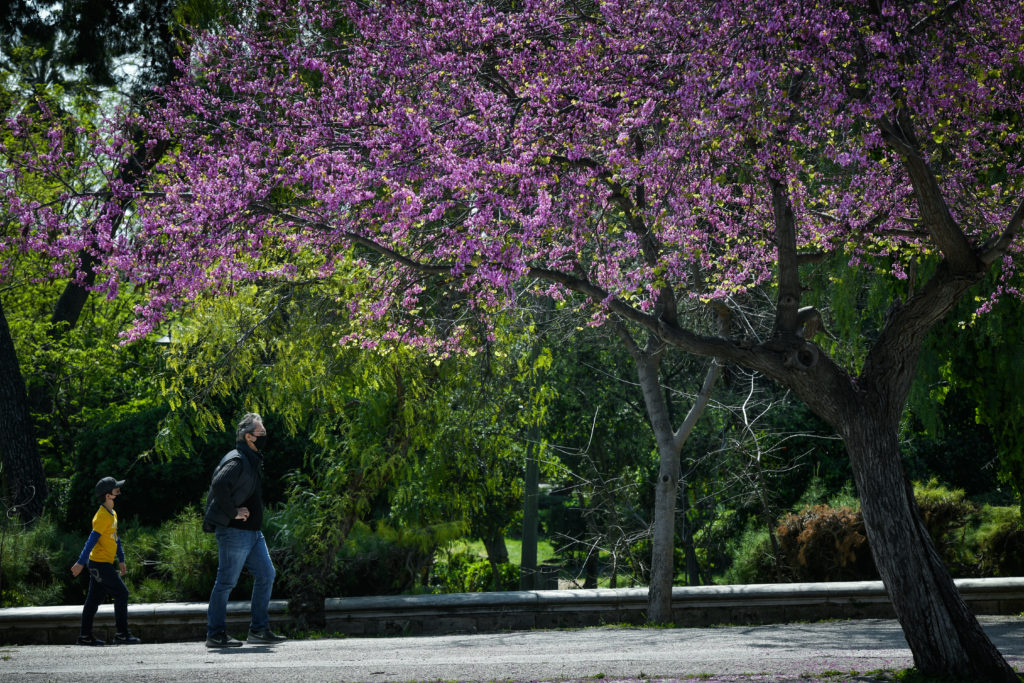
[236,412,263,440]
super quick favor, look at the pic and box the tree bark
[482,530,509,590]
[635,348,680,622]
[678,479,701,586]
[583,542,599,589]
[843,407,1017,681]
[0,299,47,521]
[631,333,722,622]
[519,438,540,590]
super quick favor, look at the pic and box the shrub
[719,525,777,585]
[913,479,975,568]
[272,511,449,599]
[332,522,440,596]
[154,508,223,601]
[117,508,221,603]
[0,516,63,607]
[429,550,518,592]
[765,482,1021,583]
[971,505,1024,577]
[775,505,876,582]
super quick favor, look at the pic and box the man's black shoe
[113,632,141,645]
[205,632,243,648]
[77,635,105,646]
[247,628,287,644]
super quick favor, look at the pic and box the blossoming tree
[8,0,1022,677]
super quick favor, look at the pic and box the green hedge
[728,480,1024,583]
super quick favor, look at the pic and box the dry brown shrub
[776,505,877,582]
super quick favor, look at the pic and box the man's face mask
[253,434,268,451]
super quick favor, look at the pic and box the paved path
[3,616,1023,682]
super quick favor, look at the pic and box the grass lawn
[445,538,649,589]
[447,537,558,565]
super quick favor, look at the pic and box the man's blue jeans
[206,527,276,637]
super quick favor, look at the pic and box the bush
[332,522,439,596]
[719,524,777,585]
[0,516,62,607]
[0,516,87,607]
[971,505,1024,576]
[775,504,876,582]
[272,511,447,599]
[151,508,220,601]
[118,508,223,603]
[913,479,976,572]
[760,482,1024,583]
[429,550,518,592]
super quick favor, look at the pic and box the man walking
[203,412,286,647]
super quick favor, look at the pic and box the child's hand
[71,562,84,577]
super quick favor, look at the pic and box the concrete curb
[3,577,1024,644]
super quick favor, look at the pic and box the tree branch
[979,197,1024,266]
[771,179,802,334]
[876,114,979,273]
[671,306,728,452]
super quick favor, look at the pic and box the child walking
[70,476,141,646]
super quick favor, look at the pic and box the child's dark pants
[81,561,129,636]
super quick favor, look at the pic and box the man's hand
[119,561,127,576]
[234,506,250,521]
[71,562,84,577]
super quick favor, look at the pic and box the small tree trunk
[519,438,540,590]
[482,531,509,590]
[583,544,599,588]
[752,462,784,582]
[678,478,701,586]
[845,412,1017,682]
[633,343,720,622]
[647,431,681,621]
[0,300,47,522]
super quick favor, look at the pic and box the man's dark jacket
[202,441,262,532]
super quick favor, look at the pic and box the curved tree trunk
[0,300,47,521]
[844,410,1017,681]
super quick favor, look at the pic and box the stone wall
[3,578,1024,645]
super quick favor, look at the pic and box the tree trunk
[583,543,599,588]
[0,300,47,521]
[630,339,721,622]
[678,479,701,586]
[844,408,1017,682]
[519,438,540,590]
[635,351,681,623]
[482,530,509,590]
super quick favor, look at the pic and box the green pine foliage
[0,516,65,607]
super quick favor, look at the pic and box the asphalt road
[3,616,1023,682]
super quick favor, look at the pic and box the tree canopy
[90,0,1021,344]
